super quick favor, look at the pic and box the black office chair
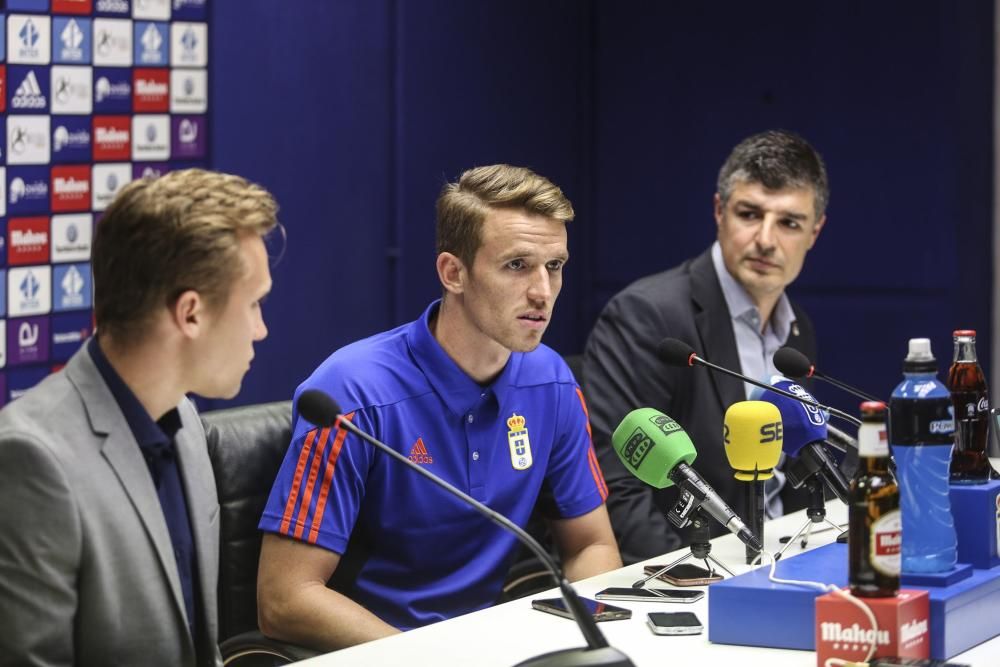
[203,401,318,666]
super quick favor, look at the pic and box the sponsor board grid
[1,6,209,405]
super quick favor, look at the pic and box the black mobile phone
[643,563,723,586]
[647,611,703,636]
[595,587,704,603]
[531,597,631,622]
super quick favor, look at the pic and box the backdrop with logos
[0,0,208,405]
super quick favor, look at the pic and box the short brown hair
[436,164,574,266]
[717,130,829,218]
[92,168,279,342]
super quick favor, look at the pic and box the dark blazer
[582,247,817,564]
[0,345,222,666]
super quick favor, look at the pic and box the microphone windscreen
[657,338,697,367]
[759,380,828,457]
[297,389,342,428]
[611,408,697,489]
[773,347,813,379]
[723,401,783,481]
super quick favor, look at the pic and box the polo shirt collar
[406,300,521,417]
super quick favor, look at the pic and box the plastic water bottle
[888,338,958,573]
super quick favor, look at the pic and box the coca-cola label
[871,510,901,576]
[978,396,990,413]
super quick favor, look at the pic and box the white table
[298,504,1000,666]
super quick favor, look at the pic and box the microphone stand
[773,473,843,560]
[322,408,633,667]
[631,500,738,589]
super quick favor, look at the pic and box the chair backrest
[203,401,292,643]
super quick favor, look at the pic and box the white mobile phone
[646,611,703,636]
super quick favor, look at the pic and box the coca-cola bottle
[948,329,991,484]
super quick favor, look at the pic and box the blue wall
[208,1,994,417]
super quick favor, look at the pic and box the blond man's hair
[436,164,574,267]
[92,168,280,342]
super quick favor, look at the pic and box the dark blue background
[208,1,994,419]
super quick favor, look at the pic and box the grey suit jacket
[582,247,818,564]
[0,344,222,667]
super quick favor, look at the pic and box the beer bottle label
[870,509,902,576]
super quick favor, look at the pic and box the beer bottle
[948,329,991,483]
[849,401,900,598]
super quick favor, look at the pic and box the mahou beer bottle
[948,329,991,483]
[849,401,900,597]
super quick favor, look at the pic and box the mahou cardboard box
[815,588,929,666]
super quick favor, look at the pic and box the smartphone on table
[531,597,631,622]
[642,563,723,586]
[646,611,704,635]
[595,587,704,603]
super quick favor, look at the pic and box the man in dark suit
[582,130,827,563]
[0,170,280,666]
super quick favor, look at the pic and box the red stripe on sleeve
[575,387,609,500]
[279,428,318,535]
[292,427,333,540]
[307,412,355,544]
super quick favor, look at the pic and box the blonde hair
[92,168,279,341]
[436,164,574,266]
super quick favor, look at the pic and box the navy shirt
[88,337,199,639]
[260,300,608,630]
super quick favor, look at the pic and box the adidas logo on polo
[408,438,433,464]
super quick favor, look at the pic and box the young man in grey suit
[0,170,279,666]
[582,130,827,563]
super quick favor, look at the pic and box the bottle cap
[903,338,937,373]
[953,329,976,338]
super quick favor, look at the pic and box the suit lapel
[65,347,190,630]
[174,402,218,646]
[689,249,745,413]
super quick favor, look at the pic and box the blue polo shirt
[260,300,608,630]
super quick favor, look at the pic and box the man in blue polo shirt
[258,164,622,650]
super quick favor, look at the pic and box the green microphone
[611,408,697,488]
[611,408,762,551]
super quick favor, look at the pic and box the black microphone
[773,347,882,404]
[657,338,861,428]
[297,390,633,667]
